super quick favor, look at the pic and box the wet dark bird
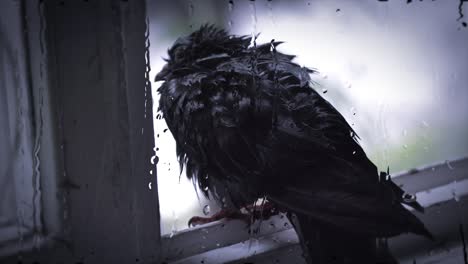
[156,25,432,263]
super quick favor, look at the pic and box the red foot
[188,201,281,227]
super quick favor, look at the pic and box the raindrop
[403,144,408,149]
[204,186,209,191]
[169,230,176,238]
[445,160,454,170]
[250,0,258,37]
[321,88,328,94]
[402,193,416,203]
[148,182,152,190]
[352,150,356,155]
[203,205,211,215]
[150,155,159,165]
[452,189,460,202]
[216,243,220,247]
[150,170,153,175]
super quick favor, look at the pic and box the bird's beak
[155,65,170,81]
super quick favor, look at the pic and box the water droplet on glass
[445,160,454,170]
[250,0,258,39]
[402,193,416,203]
[203,205,211,215]
[452,189,460,202]
[150,155,159,165]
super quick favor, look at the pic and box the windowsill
[161,157,468,264]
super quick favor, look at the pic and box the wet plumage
[156,25,431,263]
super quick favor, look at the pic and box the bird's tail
[289,213,399,264]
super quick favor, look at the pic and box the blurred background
[146,0,468,235]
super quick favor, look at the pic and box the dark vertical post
[26,1,162,263]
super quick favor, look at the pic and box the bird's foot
[243,200,280,220]
[188,201,280,227]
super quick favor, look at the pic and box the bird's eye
[174,49,184,61]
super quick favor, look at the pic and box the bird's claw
[187,202,281,228]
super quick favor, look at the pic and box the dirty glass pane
[147,0,468,235]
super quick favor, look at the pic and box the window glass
[147,0,468,235]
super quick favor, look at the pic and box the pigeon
[156,24,432,263]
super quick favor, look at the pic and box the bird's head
[155,24,250,81]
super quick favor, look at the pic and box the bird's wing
[256,80,431,238]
